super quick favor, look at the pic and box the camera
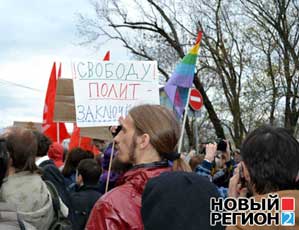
[198,139,227,155]
[216,139,227,152]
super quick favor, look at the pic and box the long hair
[4,127,38,173]
[129,104,191,172]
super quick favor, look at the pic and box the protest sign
[13,121,42,132]
[54,78,76,122]
[80,127,113,140]
[72,61,160,127]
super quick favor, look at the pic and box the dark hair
[241,125,299,194]
[32,130,52,157]
[189,154,204,171]
[62,147,94,177]
[5,127,38,173]
[129,104,191,172]
[0,139,9,188]
[77,159,101,185]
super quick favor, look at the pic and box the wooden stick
[57,122,60,144]
[105,141,115,193]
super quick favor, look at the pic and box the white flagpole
[178,88,192,153]
[57,122,60,144]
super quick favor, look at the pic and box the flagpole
[105,141,115,193]
[178,88,192,153]
[57,122,60,144]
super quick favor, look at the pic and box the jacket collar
[77,184,100,192]
[132,160,169,170]
[117,162,171,194]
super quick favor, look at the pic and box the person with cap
[86,104,191,230]
[48,142,65,169]
[142,171,224,230]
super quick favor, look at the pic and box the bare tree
[190,0,249,146]
[77,0,299,146]
[241,0,299,134]
[77,0,226,143]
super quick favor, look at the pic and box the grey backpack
[45,181,72,230]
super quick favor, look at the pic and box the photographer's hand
[228,164,248,198]
[204,143,217,162]
[224,139,231,162]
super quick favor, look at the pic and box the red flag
[103,51,110,61]
[42,62,70,142]
[57,62,62,78]
[68,124,99,155]
[55,62,69,142]
[42,62,56,125]
[43,123,70,143]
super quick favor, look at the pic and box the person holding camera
[195,140,235,197]
[228,126,299,229]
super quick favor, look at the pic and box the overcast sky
[0,0,129,128]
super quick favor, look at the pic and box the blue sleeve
[195,160,228,198]
[195,160,213,181]
[217,187,228,198]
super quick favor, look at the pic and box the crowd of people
[1,104,299,229]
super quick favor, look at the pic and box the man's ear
[138,133,151,150]
[76,174,83,186]
[241,161,251,182]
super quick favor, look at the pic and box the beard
[128,134,138,163]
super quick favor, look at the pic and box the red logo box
[281,197,295,211]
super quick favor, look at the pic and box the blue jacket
[195,160,234,197]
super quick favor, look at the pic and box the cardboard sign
[54,79,76,122]
[80,127,113,140]
[72,61,160,127]
[53,79,113,140]
[13,121,42,132]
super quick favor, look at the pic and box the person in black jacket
[33,130,53,167]
[70,159,102,230]
[33,131,74,223]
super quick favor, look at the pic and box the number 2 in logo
[281,212,295,226]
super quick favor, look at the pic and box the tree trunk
[194,75,225,139]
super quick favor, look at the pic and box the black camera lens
[217,139,227,152]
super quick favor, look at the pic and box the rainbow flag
[164,32,202,117]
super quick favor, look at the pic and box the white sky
[0,0,130,128]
